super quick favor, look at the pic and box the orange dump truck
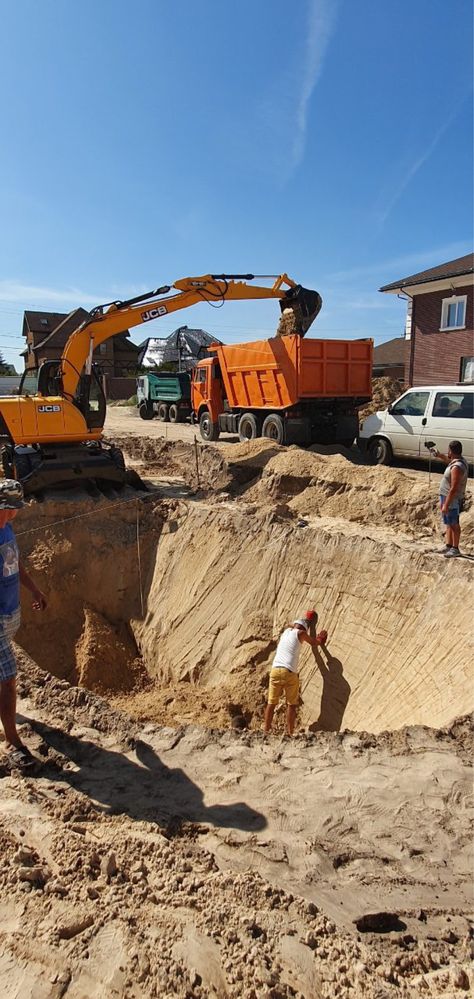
[191,333,373,446]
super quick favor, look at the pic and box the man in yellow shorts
[264,612,327,736]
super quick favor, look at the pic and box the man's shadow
[29,720,266,834]
[305,646,351,733]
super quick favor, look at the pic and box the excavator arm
[60,273,322,401]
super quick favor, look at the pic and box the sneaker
[434,545,450,554]
[444,547,461,558]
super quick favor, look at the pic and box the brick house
[379,253,474,386]
[372,336,405,380]
[21,308,140,376]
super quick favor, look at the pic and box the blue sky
[0,0,472,370]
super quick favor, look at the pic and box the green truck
[136,372,192,423]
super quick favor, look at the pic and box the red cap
[305,609,317,620]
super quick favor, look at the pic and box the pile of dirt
[358,376,406,423]
[0,658,471,999]
[75,606,148,694]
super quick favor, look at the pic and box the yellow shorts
[268,667,299,706]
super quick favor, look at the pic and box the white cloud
[323,241,472,285]
[290,0,339,172]
[374,104,466,226]
[0,280,149,309]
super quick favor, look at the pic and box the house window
[460,356,474,383]
[440,295,467,331]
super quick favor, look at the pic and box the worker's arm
[19,561,47,611]
[434,449,449,462]
[441,465,462,512]
[299,631,327,648]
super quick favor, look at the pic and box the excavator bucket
[277,285,322,338]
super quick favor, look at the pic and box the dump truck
[137,371,191,423]
[192,335,373,446]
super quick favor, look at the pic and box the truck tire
[168,404,180,424]
[238,412,260,442]
[139,401,154,421]
[262,413,285,445]
[157,403,169,422]
[368,437,393,465]
[199,410,220,442]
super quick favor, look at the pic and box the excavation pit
[15,442,473,735]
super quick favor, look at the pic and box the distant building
[138,325,220,370]
[372,337,406,381]
[21,309,140,376]
[379,253,473,386]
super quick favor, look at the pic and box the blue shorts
[0,609,21,681]
[440,497,460,526]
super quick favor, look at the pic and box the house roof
[138,325,221,369]
[379,253,474,292]
[372,337,405,365]
[23,311,67,335]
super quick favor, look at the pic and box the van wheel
[157,403,169,422]
[368,437,392,465]
[238,412,260,442]
[139,401,153,420]
[199,411,220,442]
[168,404,179,423]
[262,413,285,445]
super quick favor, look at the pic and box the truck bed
[213,335,373,409]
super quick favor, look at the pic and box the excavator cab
[33,360,106,431]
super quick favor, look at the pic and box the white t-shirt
[272,627,303,673]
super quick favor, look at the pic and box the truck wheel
[368,437,392,465]
[238,412,259,442]
[199,411,220,442]
[139,401,154,421]
[157,403,169,422]
[168,404,180,424]
[262,413,285,445]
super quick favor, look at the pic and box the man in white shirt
[263,613,327,736]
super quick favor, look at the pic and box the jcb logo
[141,306,168,321]
[38,404,61,413]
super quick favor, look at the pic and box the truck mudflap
[2,443,143,495]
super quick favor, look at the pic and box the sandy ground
[1,430,473,998]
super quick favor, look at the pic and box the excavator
[0,273,321,494]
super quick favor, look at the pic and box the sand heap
[358,377,406,424]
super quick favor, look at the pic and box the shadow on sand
[29,720,267,835]
[304,647,351,733]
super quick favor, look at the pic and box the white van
[358,385,474,465]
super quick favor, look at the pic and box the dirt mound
[359,376,406,423]
[75,606,147,694]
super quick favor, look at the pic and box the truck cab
[191,358,225,440]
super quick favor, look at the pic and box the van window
[433,392,474,419]
[390,391,429,417]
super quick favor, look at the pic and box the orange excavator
[0,274,321,493]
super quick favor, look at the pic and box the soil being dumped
[1,437,472,997]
